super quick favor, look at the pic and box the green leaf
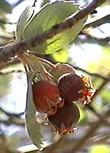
[16,6,34,42]
[22,1,85,54]
[25,72,44,149]
[0,0,12,13]
[52,48,69,63]
[23,1,79,39]
[25,72,57,150]
[46,16,87,54]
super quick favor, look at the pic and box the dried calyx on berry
[51,63,76,81]
[58,73,95,104]
[32,80,64,116]
[48,101,80,134]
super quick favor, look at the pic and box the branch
[0,19,16,25]
[12,0,25,8]
[0,35,13,40]
[73,65,110,81]
[0,118,24,126]
[85,73,110,126]
[0,107,24,118]
[0,0,105,67]
[0,107,25,126]
[85,14,110,28]
[91,73,110,100]
[81,32,110,45]
[0,70,24,75]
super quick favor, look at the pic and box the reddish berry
[32,80,63,116]
[58,73,95,104]
[58,73,85,101]
[48,102,80,134]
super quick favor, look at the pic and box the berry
[32,80,63,116]
[48,102,80,134]
[51,63,76,81]
[58,73,86,101]
[58,73,95,104]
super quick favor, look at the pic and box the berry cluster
[32,64,95,134]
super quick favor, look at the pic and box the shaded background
[0,0,110,153]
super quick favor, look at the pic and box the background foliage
[0,0,110,153]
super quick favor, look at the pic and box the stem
[0,0,106,66]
